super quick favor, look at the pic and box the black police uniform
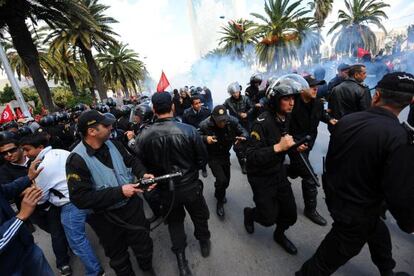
[134,117,211,254]
[66,140,153,275]
[199,114,248,203]
[288,95,331,217]
[245,110,297,234]
[298,107,414,275]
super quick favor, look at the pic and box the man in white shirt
[20,133,104,276]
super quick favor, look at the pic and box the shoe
[241,162,247,174]
[243,207,254,234]
[199,240,211,257]
[142,268,156,276]
[201,169,208,178]
[273,231,298,255]
[304,209,327,226]
[216,201,225,218]
[58,265,72,276]
[381,270,411,276]
[175,252,193,276]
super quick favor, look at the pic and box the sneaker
[58,265,72,276]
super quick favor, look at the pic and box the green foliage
[0,84,15,103]
[51,86,74,108]
[21,87,40,106]
[67,90,94,108]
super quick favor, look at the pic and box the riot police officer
[243,74,309,255]
[297,72,414,276]
[199,105,248,218]
[117,105,133,131]
[245,73,265,122]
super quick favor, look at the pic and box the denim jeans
[11,244,54,276]
[61,203,102,276]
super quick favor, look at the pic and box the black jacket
[182,107,211,129]
[289,97,331,149]
[246,110,288,177]
[224,95,254,126]
[408,104,414,126]
[174,97,192,117]
[245,85,265,105]
[328,78,372,120]
[199,115,248,160]
[134,118,207,191]
[325,107,414,233]
[0,161,29,185]
[327,75,345,95]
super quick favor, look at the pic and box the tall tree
[45,0,118,101]
[0,0,92,111]
[310,0,334,29]
[218,19,257,59]
[251,0,310,71]
[97,43,146,98]
[328,0,389,55]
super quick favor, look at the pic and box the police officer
[243,74,309,255]
[245,73,265,122]
[66,110,155,276]
[117,105,133,131]
[199,105,248,218]
[287,75,337,226]
[297,72,414,276]
[224,82,253,174]
[134,92,210,276]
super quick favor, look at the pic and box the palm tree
[97,43,146,98]
[218,19,257,59]
[0,0,93,111]
[296,18,324,65]
[309,0,334,29]
[45,0,118,101]
[251,0,310,71]
[328,0,389,56]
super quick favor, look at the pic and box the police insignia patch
[251,131,260,140]
[67,173,81,182]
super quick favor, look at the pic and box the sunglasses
[0,147,19,157]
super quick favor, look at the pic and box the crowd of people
[0,62,414,276]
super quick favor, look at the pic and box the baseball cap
[151,92,172,111]
[337,63,350,71]
[375,72,414,94]
[77,110,115,133]
[211,105,228,122]
[304,75,326,87]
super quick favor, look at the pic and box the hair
[378,88,413,109]
[190,96,201,105]
[153,103,172,115]
[348,64,366,77]
[19,133,50,148]
[0,138,19,148]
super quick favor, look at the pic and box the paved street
[34,118,414,276]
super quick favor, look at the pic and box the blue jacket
[0,176,33,274]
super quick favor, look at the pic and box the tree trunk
[89,87,97,101]
[6,15,56,111]
[121,78,130,98]
[78,43,107,101]
[67,74,79,97]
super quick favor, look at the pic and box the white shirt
[35,146,70,206]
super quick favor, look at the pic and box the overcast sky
[99,0,414,82]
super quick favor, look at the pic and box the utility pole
[0,42,32,119]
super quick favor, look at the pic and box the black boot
[216,201,225,218]
[201,169,208,178]
[199,239,211,257]
[241,158,247,174]
[175,252,192,276]
[273,228,297,255]
[380,270,411,276]
[243,207,254,234]
[304,208,327,226]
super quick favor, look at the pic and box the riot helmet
[135,104,154,124]
[227,82,242,95]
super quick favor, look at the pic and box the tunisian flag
[1,104,15,123]
[357,47,370,58]
[156,71,170,92]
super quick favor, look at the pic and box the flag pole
[0,42,32,119]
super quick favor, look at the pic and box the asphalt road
[34,111,414,276]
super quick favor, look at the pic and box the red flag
[15,107,24,119]
[357,47,370,58]
[156,71,170,92]
[1,104,15,123]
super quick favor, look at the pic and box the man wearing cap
[288,75,337,226]
[134,92,210,276]
[327,63,350,95]
[66,110,155,276]
[328,64,372,122]
[199,105,248,218]
[297,72,414,276]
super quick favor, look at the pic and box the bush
[52,86,74,109]
[0,84,15,103]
